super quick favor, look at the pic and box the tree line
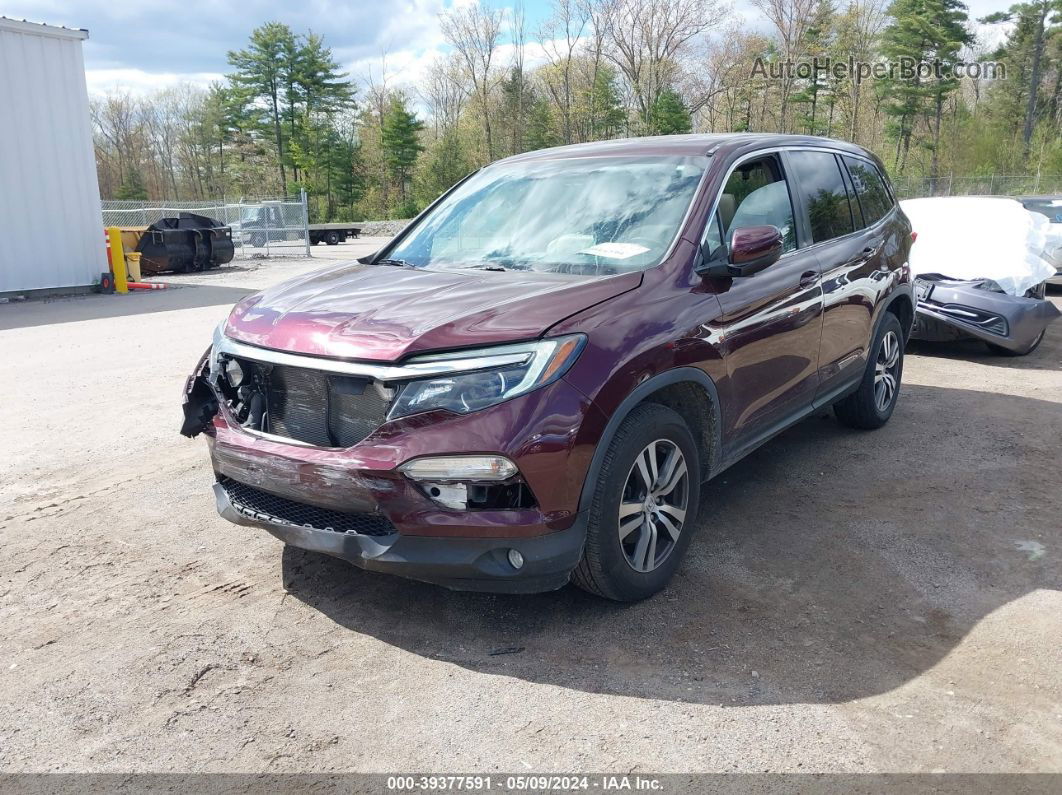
[91,0,1062,222]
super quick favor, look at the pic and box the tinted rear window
[843,156,893,226]
[786,150,855,243]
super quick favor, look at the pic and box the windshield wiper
[376,258,414,267]
[464,264,510,272]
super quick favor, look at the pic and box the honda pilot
[181,134,914,601]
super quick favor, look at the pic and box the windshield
[385,155,708,276]
[1022,199,1062,223]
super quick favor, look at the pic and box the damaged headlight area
[179,345,220,438]
[399,455,536,511]
[388,334,586,420]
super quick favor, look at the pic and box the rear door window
[786,150,855,243]
[843,156,893,226]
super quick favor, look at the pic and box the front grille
[236,359,390,447]
[221,477,396,537]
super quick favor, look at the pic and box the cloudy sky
[5,0,1013,97]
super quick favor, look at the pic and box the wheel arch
[576,367,722,514]
[882,284,915,342]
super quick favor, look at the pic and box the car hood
[224,262,640,361]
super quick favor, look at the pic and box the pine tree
[381,95,425,213]
[228,24,353,194]
[792,0,837,136]
[415,132,472,207]
[982,1,1062,160]
[526,98,561,151]
[115,168,148,201]
[585,66,626,140]
[648,90,693,135]
[227,23,298,191]
[879,0,973,177]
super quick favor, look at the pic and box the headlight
[209,320,227,377]
[389,334,586,419]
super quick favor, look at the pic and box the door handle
[845,246,879,267]
[798,270,818,287]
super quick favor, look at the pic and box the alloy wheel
[874,330,901,413]
[617,439,689,573]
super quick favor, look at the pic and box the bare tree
[420,54,468,138]
[680,28,747,125]
[362,53,393,208]
[441,1,504,161]
[751,0,818,132]
[574,0,612,140]
[539,0,592,144]
[600,0,728,128]
[834,0,888,144]
[509,1,529,154]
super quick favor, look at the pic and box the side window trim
[702,209,725,257]
[778,150,811,250]
[832,153,858,237]
[837,153,865,230]
[775,154,805,251]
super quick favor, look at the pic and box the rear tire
[325,231,340,245]
[572,403,701,602]
[834,313,904,430]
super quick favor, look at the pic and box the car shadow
[0,284,254,331]
[280,384,1059,706]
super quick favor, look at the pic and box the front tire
[572,403,701,602]
[834,313,905,430]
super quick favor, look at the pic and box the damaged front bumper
[213,477,585,593]
[179,342,600,593]
[911,277,1059,353]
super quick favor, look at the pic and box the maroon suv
[181,134,914,601]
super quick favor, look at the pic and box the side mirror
[695,224,783,279]
[727,225,783,276]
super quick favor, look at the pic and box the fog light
[398,455,518,482]
[507,549,524,570]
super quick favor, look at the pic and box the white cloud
[85,69,225,95]
[3,0,470,97]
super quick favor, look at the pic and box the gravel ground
[0,238,1059,774]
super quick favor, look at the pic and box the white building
[0,18,106,295]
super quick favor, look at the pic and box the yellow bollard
[106,227,128,294]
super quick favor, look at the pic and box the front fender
[572,367,723,514]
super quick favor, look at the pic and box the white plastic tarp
[900,197,1059,296]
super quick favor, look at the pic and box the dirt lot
[1,239,1059,774]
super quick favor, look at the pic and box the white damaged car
[901,196,1061,356]
[1018,195,1062,285]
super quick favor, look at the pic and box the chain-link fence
[101,193,311,259]
[891,175,1062,200]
